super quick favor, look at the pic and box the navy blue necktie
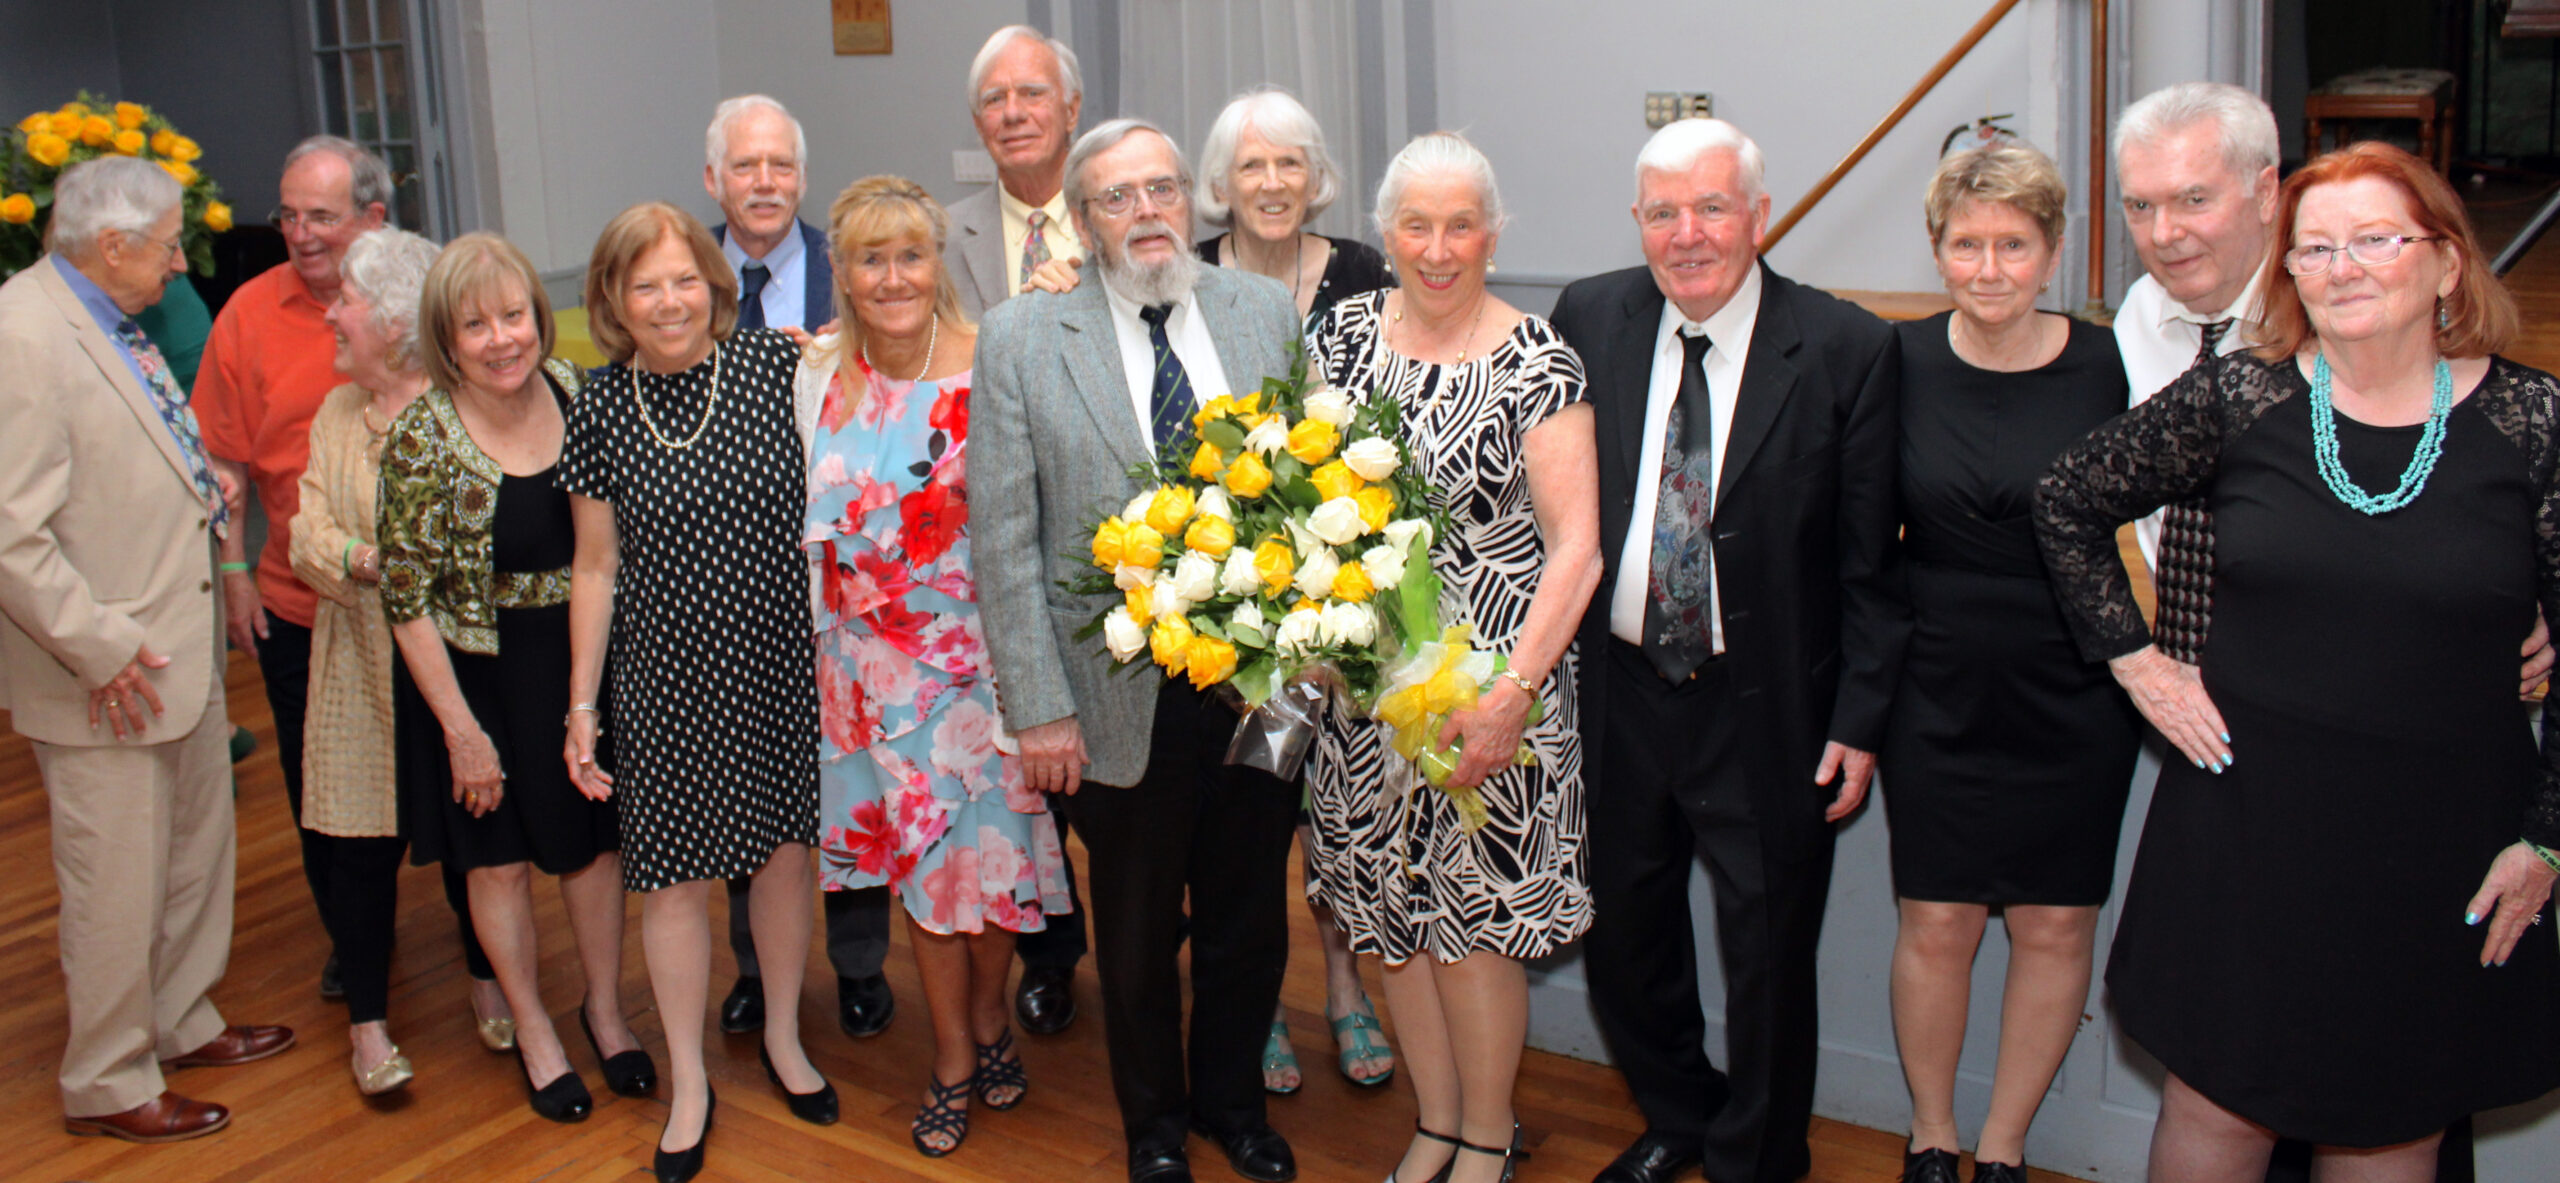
[1139,303,1196,457]
[737,261,770,332]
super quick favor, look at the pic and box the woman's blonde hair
[581,202,737,366]
[820,176,971,369]
[418,232,553,393]
[1923,140,2068,249]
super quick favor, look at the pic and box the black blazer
[1550,261,1908,851]
[712,218,836,333]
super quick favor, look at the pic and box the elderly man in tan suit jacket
[0,157,291,1143]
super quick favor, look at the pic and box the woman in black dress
[558,204,829,1183]
[380,232,650,1124]
[2037,142,2560,1181]
[1882,143,2139,1183]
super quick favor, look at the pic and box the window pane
[380,45,413,140]
[348,48,380,141]
[313,0,340,49]
[375,0,406,45]
[344,0,371,44]
[318,51,349,136]
[388,144,422,231]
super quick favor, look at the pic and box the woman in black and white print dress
[1302,133,1602,1183]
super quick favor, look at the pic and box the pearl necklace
[632,342,722,451]
[861,315,939,382]
[2308,351,2452,515]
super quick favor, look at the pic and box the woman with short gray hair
[1195,87,1392,331]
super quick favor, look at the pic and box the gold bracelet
[1497,667,1537,695]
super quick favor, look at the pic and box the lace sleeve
[2472,358,2560,847]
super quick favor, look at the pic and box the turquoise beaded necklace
[2307,351,2452,515]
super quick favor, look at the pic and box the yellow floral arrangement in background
[2,92,231,280]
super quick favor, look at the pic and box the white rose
[1361,544,1407,592]
[1243,415,1290,456]
[1302,386,1353,426]
[1219,548,1263,596]
[1173,549,1220,604]
[1195,484,1236,522]
[1339,436,1399,482]
[1382,517,1434,555]
[1113,562,1157,591]
[1123,491,1157,522]
[1273,608,1322,656]
[1229,600,1268,646]
[1293,546,1340,600]
[1102,606,1147,661]
[1319,600,1376,647]
[1307,496,1367,547]
[1152,570,1191,618]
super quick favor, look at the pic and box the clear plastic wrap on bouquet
[1221,664,1344,778]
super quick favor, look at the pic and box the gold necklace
[631,343,721,450]
[1391,290,1489,366]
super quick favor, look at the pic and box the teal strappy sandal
[1329,994,1395,1088]
[1261,1015,1302,1095]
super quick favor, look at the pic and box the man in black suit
[1550,118,1905,1183]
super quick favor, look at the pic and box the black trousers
[256,612,331,932]
[1013,800,1089,971]
[1583,640,1833,1183]
[725,879,891,981]
[1064,682,1296,1152]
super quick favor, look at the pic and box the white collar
[723,219,805,271]
[2151,265,2267,332]
[1657,261,1763,352]
[1100,271,1199,327]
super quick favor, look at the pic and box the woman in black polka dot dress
[558,204,829,1181]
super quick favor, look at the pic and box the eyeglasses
[269,207,348,232]
[122,230,183,263]
[1086,178,1186,218]
[2282,233,2443,276]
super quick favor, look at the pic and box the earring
[2439,301,2451,330]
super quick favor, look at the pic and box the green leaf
[1202,418,1247,455]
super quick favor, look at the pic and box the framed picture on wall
[833,0,890,54]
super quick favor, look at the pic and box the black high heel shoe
[577,1005,656,1097]
[515,1049,592,1123]
[654,1086,716,1183]
[1453,1123,1526,1183]
[1392,1121,1463,1183]
[972,1029,1028,1110]
[759,1044,839,1125]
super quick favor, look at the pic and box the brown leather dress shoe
[64,1091,230,1142]
[167,1024,295,1068]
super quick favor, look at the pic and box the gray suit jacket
[972,264,1299,786]
[947,186,1007,320]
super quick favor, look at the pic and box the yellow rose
[1190,394,1235,430]
[1122,521,1166,570]
[47,112,81,138]
[113,102,147,130]
[167,135,202,163]
[1223,450,1273,499]
[111,128,144,155]
[1354,485,1397,534]
[1125,581,1156,625]
[1253,538,1296,597]
[150,128,178,156]
[1285,418,1340,466]
[159,159,198,187]
[1149,614,1195,672]
[16,112,48,135]
[1183,513,1235,558]
[1185,634,1239,689]
[1091,516,1131,569]
[25,131,70,168]
[203,201,233,233]
[1308,460,1364,504]
[1187,441,1226,483]
[0,194,33,224]
[59,101,90,118]
[1143,485,1195,536]
[79,114,113,147]
[1330,559,1375,603]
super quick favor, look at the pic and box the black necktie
[737,261,770,332]
[2152,317,2234,665]
[1643,330,1718,682]
[1139,304,1196,457]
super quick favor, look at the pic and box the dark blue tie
[1139,303,1195,457]
[737,261,770,332]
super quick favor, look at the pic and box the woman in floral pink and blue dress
[797,177,1070,1159]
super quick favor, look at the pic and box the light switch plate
[1644,92,1715,129]
[954,148,996,185]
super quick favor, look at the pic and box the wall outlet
[953,148,996,185]
[1644,91,1715,129]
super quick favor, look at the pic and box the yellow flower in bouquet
[1143,485,1194,535]
[1285,418,1339,466]
[164,135,202,163]
[1252,537,1295,596]
[1330,559,1375,603]
[204,201,233,233]
[149,128,179,156]
[1090,517,1132,568]
[78,114,114,147]
[1185,634,1239,689]
[47,111,81,138]
[1149,613,1195,672]
[26,131,70,168]
[113,102,147,130]
[16,112,48,135]
[159,160,199,187]
[1124,581,1157,625]
[0,195,33,224]
[57,100,90,118]
[1308,459,1363,503]
[1183,512,1235,558]
[1354,484,1397,534]
[1188,441,1225,482]
[110,128,144,156]
[1223,451,1273,499]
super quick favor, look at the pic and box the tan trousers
[35,706,235,1117]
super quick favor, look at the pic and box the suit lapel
[1058,282,1151,472]
[799,220,834,325]
[959,196,1006,310]
[1611,276,1665,482]
[34,260,202,499]
[1717,263,1800,506]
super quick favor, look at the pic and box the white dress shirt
[2113,268,2266,565]
[1609,263,1763,653]
[1101,276,1233,459]
[721,221,809,332]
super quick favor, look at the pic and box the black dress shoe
[516,1052,592,1124]
[759,1044,840,1125]
[719,975,764,1035]
[1902,1147,1961,1183]
[838,974,893,1038]
[1191,1121,1296,1183]
[1016,965,1077,1035]
[1970,1160,2027,1183]
[578,1005,657,1097]
[1128,1145,1193,1182]
[1594,1130,1702,1183]
[318,952,344,1000]
[654,1087,716,1183]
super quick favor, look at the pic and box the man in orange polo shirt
[194,136,385,997]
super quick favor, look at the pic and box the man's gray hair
[1633,118,1765,203]
[1373,131,1509,236]
[46,156,182,256]
[1064,118,1192,215]
[705,94,807,170]
[339,227,442,371]
[969,25,1083,107]
[1196,87,1344,229]
[2112,82,2279,194]
[284,135,395,213]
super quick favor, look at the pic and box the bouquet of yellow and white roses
[1064,351,1540,827]
[2,92,232,280]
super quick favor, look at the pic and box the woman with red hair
[2037,141,2560,1180]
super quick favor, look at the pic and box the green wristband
[217,561,251,573]
[2529,841,2560,876]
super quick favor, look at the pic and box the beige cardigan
[288,383,402,837]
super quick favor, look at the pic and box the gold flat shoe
[477,1015,517,1053]
[355,1048,414,1096]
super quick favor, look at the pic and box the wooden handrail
[1761,0,2026,252]
[2085,0,2110,314]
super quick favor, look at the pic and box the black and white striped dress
[1301,290,1592,964]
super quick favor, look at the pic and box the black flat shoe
[1016,965,1076,1035]
[838,973,894,1038]
[1903,1147,1961,1183]
[1595,1131,1703,1183]
[318,952,344,1001]
[516,1051,591,1123]
[1971,1160,2027,1183]
[719,975,764,1034]
[759,1044,839,1125]
[577,1005,656,1097]
[654,1087,715,1183]
[1454,1124,1524,1183]
[1128,1144,1192,1182]
[973,1029,1028,1110]
[1190,1120,1296,1183]
[911,1072,971,1157]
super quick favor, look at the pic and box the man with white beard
[971,119,1305,1183]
